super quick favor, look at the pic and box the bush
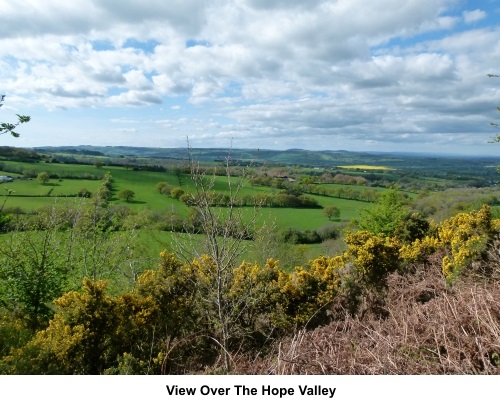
[77,188,92,198]
[156,182,174,195]
[316,222,341,241]
[280,228,322,244]
[170,187,185,200]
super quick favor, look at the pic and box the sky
[0,0,499,155]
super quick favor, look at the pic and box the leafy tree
[324,205,341,221]
[0,95,30,138]
[393,212,430,243]
[118,189,135,202]
[170,187,185,200]
[0,214,72,330]
[354,189,410,237]
[156,181,174,195]
[36,171,50,185]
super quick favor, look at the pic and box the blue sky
[1,0,499,155]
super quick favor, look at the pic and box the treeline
[36,148,106,156]
[0,147,40,162]
[180,190,321,209]
[250,174,381,203]
[0,163,104,181]
[157,181,322,208]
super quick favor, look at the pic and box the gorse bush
[0,205,498,374]
[401,205,500,282]
[1,250,345,374]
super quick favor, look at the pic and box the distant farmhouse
[0,176,13,183]
[274,175,296,182]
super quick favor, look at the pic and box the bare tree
[171,142,265,372]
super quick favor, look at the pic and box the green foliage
[280,227,322,244]
[36,171,50,185]
[0,197,148,333]
[393,212,430,243]
[156,181,174,195]
[0,95,30,138]
[170,187,185,200]
[324,205,341,220]
[1,204,498,374]
[355,189,411,237]
[412,187,500,222]
[0,227,71,330]
[77,188,92,198]
[1,279,155,374]
[117,189,135,202]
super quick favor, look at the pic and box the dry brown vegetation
[233,248,500,375]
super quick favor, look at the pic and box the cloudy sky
[1,0,499,155]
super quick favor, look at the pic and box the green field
[1,162,373,230]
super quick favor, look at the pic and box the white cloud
[116,128,138,133]
[463,9,487,24]
[1,0,498,153]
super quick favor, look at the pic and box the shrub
[77,188,92,198]
[280,228,321,244]
[156,182,174,195]
[170,187,185,200]
[316,222,341,241]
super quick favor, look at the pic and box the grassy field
[1,162,372,231]
[0,177,102,196]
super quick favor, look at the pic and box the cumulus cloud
[0,0,498,153]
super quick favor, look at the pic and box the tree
[0,95,30,137]
[118,189,135,202]
[0,211,72,330]
[354,189,411,237]
[156,181,174,195]
[36,172,50,185]
[324,205,341,221]
[171,145,263,373]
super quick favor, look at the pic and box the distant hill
[31,145,499,173]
